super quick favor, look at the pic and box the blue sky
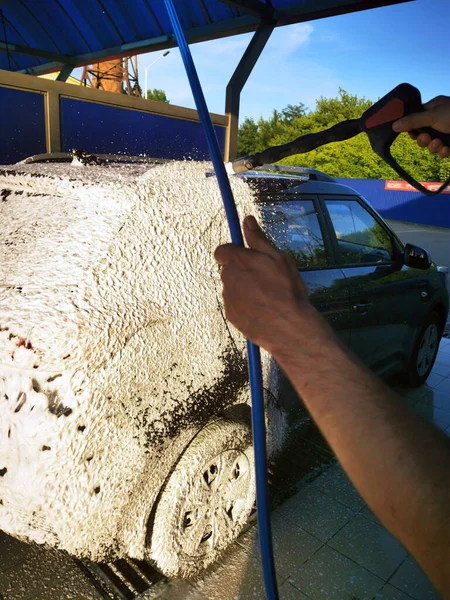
[137,0,449,122]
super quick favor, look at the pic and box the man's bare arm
[215,216,450,598]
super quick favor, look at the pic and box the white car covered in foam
[0,157,284,577]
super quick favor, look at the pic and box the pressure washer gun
[227,83,450,197]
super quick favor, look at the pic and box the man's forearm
[270,304,450,598]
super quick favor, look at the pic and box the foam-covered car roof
[0,0,412,75]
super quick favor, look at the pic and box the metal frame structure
[81,57,142,96]
[0,1,412,75]
[224,19,275,161]
[0,0,414,159]
[0,69,227,154]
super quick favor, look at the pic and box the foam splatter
[0,161,286,569]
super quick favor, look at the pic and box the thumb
[243,216,279,256]
[392,110,434,132]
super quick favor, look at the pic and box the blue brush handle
[163,1,279,598]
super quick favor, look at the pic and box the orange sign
[385,180,450,194]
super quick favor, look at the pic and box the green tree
[313,88,372,127]
[438,158,450,183]
[237,117,259,156]
[146,88,170,103]
[280,103,307,125]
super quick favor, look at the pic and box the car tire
[405,311,441,388]
[146,419,255,578]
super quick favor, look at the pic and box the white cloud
[136,23,321,117]
[269,23,314,55]
[194,36,250,59]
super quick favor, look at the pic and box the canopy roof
[0,0,412,75]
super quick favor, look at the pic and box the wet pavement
[0,533,104,600]
[1,336,449,599]
[142,337,450,600]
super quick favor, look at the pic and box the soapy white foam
[0,161,286,565]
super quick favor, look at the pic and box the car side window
[261,199,327,268]
[325,199,393,265]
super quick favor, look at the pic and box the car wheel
[406,311,441,387]
[147,419,255,577]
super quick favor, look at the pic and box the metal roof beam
[93,0,125,44]
[52,0,93,52]
[197,0,213,24]
[140,0,165,35]
[16,35,172,74]
[16,15,259,75]
[219,0,274,20]
[0,40,72,64]
[55,63,74,81]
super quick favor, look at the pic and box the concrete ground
[0,533,103,600]
[145,337,450,600]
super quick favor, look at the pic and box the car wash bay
[1,218,449,598]
[1,0,449,599]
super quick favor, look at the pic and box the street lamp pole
[144,50,170,99]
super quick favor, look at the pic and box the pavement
[143,337,450,600]
[0,534,103,600]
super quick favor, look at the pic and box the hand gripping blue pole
[163,2,279,598]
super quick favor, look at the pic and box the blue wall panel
[335,178,450,229]
[0,87,46,164]
[60,98,226,160]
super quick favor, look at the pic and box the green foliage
[146,88,170,103]
[280,103,307,125]
[439,158,450,183]
[237,89,450,182]
[237,103,307,156]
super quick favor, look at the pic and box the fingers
[416,133,432,147]
[214,243,246,266]
[392,97,450,157]
[428,138,443,154]
[415,134,450,157]
[215,216,278,266]
[392,111,434,133]
[243,216,279,257]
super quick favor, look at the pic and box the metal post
[56,63,75,82]
[224,19,275,162]
[45,90,61,152]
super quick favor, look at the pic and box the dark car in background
[240,166,449,388]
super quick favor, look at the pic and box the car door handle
[352,302,372,314]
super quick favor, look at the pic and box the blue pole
[162,2,279,598]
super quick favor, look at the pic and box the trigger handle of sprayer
[363,83,450,146]
[362,83,450,196]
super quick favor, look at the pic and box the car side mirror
[404,243,432,270]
